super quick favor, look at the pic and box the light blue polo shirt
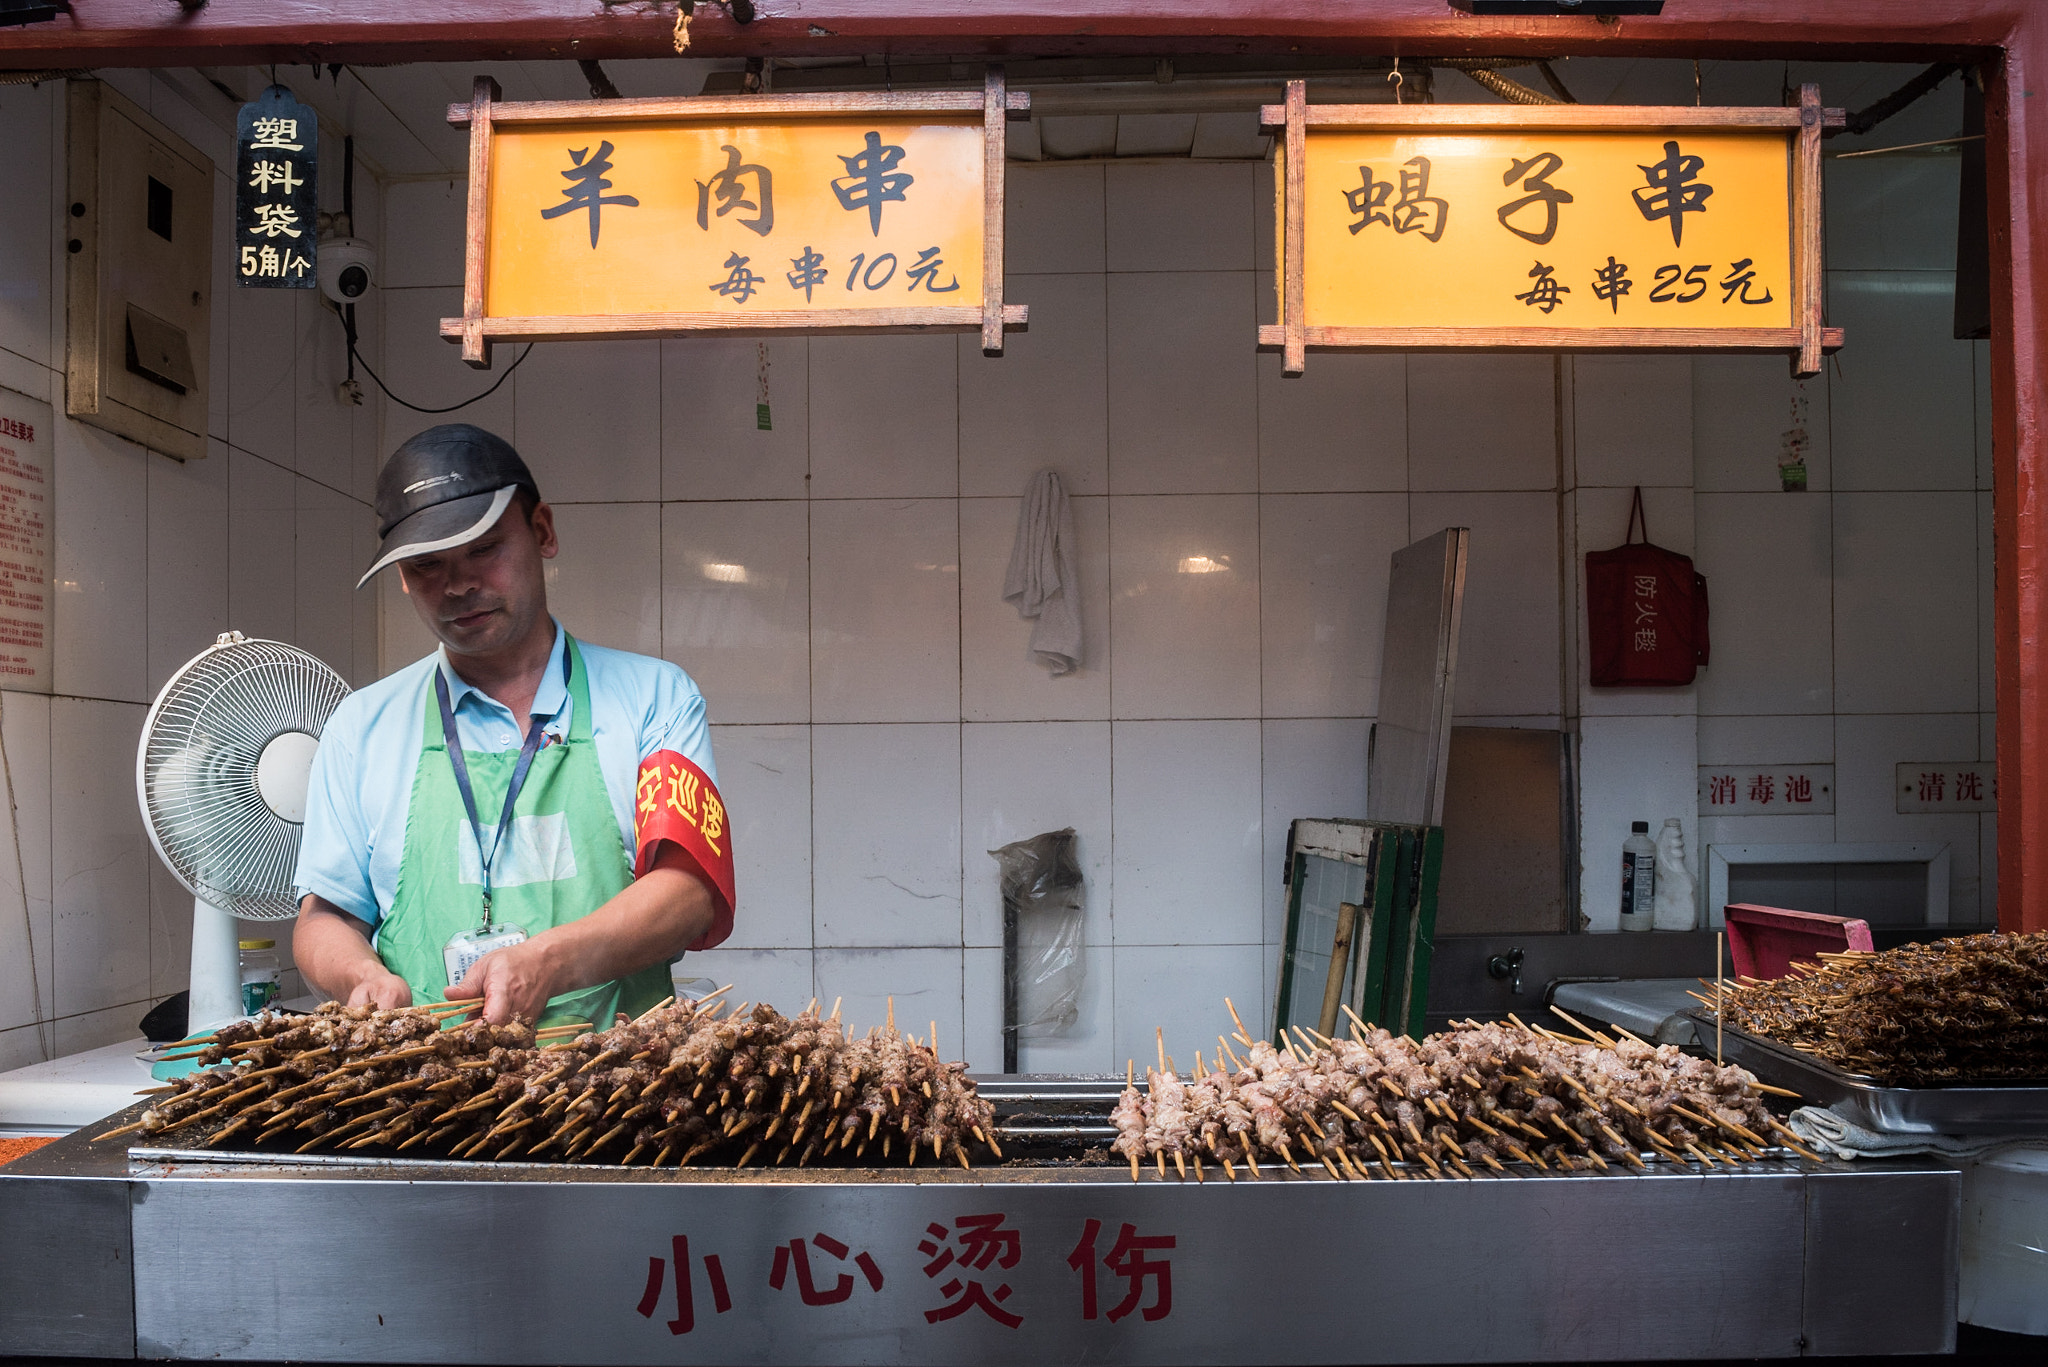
[293,620,717,931]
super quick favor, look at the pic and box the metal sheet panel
[1369,527,1467,828]
[1802,1166,1960,1357]
[135,1166,1812,1364]
[0,1175,135,1357]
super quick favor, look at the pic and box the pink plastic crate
[1723,903,1875,981]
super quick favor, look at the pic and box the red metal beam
[1988,16,2048,933]
[0,1,2024,69]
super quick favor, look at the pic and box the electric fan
[137,631,351,1032]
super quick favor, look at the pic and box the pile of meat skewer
[1706,931,2048,1085]
[1110,1004,1817,1180]
[100,993,1000,1169]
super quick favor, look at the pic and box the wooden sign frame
[1259,81,1846,377]
[442,70,1029,367]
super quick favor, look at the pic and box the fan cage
[138,636,350,921]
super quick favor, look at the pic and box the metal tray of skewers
[1683,1009,2048,1134]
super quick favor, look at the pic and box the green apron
[376,634,670,1029]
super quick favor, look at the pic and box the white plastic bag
[989,828,1086,1045]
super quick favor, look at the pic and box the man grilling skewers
[292,424,735,1029]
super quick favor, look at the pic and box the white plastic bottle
[1652,818,1697,931]
[1619,821,1656,931]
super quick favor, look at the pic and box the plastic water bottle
[1652,818,1697,931]
[1619,821,1656,931]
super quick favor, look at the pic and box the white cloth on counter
[1787,1105,2048,1162]
[1002,468,1083,675]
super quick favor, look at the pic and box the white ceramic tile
[380,567,440,676]
[1005,163,1105,274]
[1410,491,1561,720]
[0,690,51,1033]
[807,334,957,499]
[1694,493,1832,717]
[351,513,381,686]
[1832,491,1976,715]
[51,698,151,1018]
[145,437,231,698]
[814,947,963,1048]
[0,1022,52,1073]
[1260,718,1370,945]
[1407,355,1557,492]
[1260,492,1406,719]
[809,499,959,723]
[148,856,193,1004]
[1106,273,1258,494]
[662,336,810,501]
[1697,812,1838,861]
[513,340,662,504]
[52,420,149,704]
[1256,352,1407,493]
[1978,489,1994,714]
[1827,273,1976,491]
[1108,494,1259,719]
[1693,355,1832,493]
[663,500,809,725]
[294,475,358,677]
[1696,714,1835,767]
[227,282,297,467]
[0,81,53,369]
[1572,486,1698,718]
[1111,720,1262,945]
[1834,712,1983,925]
[54,1003,147,1058]
[705,724,811,950]
[0,347,49,406]
[678,948,815,1015]
[1253,160,1275,268]
[1973,340,1992,493]
[293,290,358,490]
[227,448,297,646]
[960,721,1112,948]
[1824,155,1960,273]
[1112,944,1265,1073]
[543,502,662,657]
[1572,355,1693,489]
[380,179,467,289]
[1577,713,1699,931]
[1105,162,1254,272]
[145,70,234,171]
[378,286,515,453]
[958,274,1107,497]
[208,169,232,442]
[812,724,961,946]
[966,943,1115,1075]
[960,494,1110,722]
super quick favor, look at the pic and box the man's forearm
[295,896,409,1005]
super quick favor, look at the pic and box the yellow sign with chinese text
[486,117,985,318]
[1296,130,1793,330]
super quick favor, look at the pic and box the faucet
[1487,947,1525,996]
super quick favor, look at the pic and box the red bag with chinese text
[1586,488,1709,687]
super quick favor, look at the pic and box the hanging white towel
[1002,469,1083,675]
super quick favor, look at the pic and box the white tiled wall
[0,62,1994,1075]
[0,74,382,1072]
[368,127,1991,1069]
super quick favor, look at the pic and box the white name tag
[456,811,578,888]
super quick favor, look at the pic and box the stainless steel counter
[0,1095,1960,1364]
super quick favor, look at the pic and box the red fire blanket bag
[1586,487,1710,687]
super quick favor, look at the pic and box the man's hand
[346,969,412,1012]
[444,937,559,1025]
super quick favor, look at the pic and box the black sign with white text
[234,85,317,288]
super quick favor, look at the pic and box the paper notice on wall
[0,388,52,693]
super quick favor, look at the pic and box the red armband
[634,750,736,949]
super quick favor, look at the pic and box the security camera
[317,237,376,305]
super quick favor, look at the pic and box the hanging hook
[1389,57,1405,106]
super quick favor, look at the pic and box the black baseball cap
[358,424,540,587]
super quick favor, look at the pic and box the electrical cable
[340,304,533,414]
